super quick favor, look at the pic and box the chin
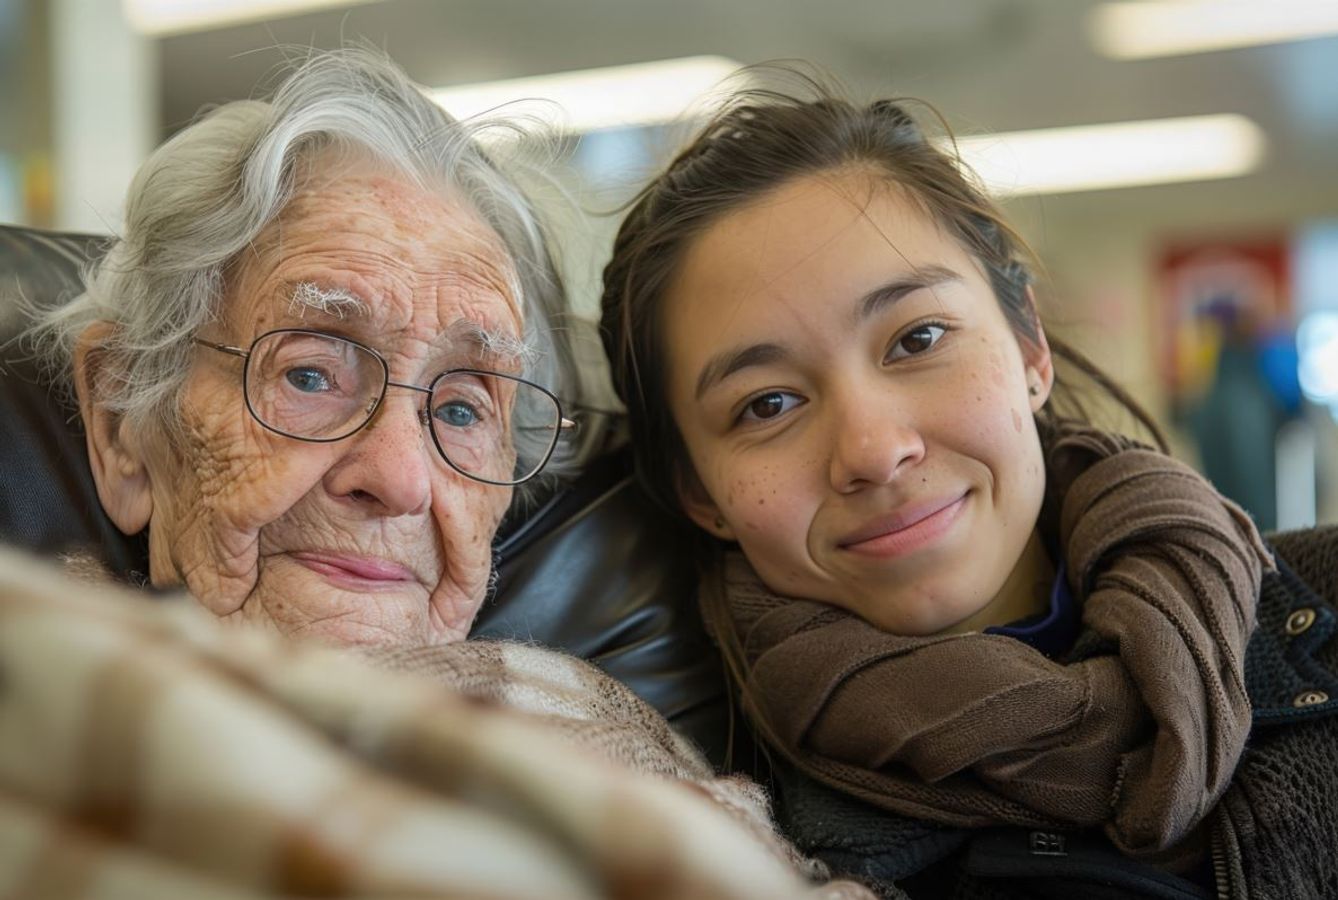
[278,593,438,647]
[247,570,440,648]
[860,585,992,637]
[289,614,430,648]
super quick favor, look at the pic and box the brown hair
[598,77,1162,760]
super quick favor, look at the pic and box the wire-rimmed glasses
[193,328,574,486]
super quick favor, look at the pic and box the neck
[943,530,1054,635]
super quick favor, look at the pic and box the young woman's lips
[838,493,969,559]
[290,551,418,589]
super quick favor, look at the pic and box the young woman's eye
[739,391,804,424]
[885,323,947,362]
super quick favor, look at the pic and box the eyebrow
[445,319,535,371]
[692,264,963,401]
[853,264,961,325]
[286,281,371,320]
[282,282,533,370]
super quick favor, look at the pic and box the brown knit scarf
[722,426,1273,857]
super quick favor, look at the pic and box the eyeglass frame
[192,327,576,486]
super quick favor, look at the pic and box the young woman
[600,85,1338,899]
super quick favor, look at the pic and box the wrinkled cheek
[451,483,510,555]
[162,444,326,614]
[429,485,507,604]
[425,491,515,639]
[216,454,308,527]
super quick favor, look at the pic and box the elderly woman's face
[133,164,523,645]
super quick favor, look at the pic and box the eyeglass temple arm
[192,338,248,358]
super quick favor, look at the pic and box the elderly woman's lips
[290,551,417,585]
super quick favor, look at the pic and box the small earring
[714,516,725,529]
[1028,384,1039,396]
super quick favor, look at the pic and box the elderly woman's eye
[885,323,947,362]
[739,391,804,424]
[285,367,334,393]
[435,401,481,428]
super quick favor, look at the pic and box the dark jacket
[772,525,1338,900]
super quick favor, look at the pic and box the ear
[1020,286,1055,413]
[73,323,154,535]
[674,464,736,542]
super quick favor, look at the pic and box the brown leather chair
[0,223,734,768]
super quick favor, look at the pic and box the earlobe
[1021,287,1055,413]
[674,465,736,542]
[74,324,154,535]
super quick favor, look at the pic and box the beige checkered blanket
[0,548,875,899]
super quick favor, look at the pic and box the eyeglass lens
[243,330,560,484]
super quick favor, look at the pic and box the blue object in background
[1189,336,1284,530]
[1257,329,1303,415]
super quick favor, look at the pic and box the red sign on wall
[1157,236,1290,400]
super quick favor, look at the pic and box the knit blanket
[0,547,874,900]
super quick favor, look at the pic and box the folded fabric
[725,425,1271,856]
[0,547,874,900]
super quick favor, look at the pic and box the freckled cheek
[429,481,507,556]
[936,378,1030,459]
[721,465,812,545]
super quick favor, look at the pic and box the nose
[322,392,434,517]
[827,388,926,493]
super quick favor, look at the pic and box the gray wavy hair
[28,47,592,485]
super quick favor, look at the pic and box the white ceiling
[156,0,1338,217]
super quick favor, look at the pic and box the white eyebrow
[284,282,537,370]
[287,281,370,320]
[448,319,538,370]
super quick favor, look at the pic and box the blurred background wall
[2,0,1336,527]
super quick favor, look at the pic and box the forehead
[229,164,523,340]
[673,171,955,302]
[662,172,978,365]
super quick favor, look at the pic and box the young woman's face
[663,171,1054,635]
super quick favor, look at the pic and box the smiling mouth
[838,492,969,560]
[290,551,417,588]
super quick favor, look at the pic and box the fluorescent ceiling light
[123,0,381,36]
[952,114,1266,197]
[431,56,744,133]
[1090,0,1338,60]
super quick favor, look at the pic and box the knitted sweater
[771,525,1338,900]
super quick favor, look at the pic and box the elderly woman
[28,49,586,647]
[2,52,883,898]
[0,50,898,898]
